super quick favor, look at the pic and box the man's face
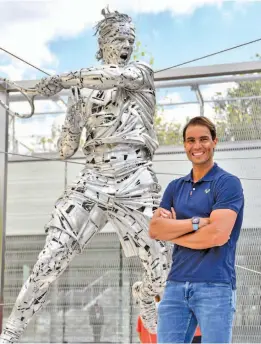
[100,23,135,67]
[184,125,217,166]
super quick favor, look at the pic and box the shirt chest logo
[204,188,210,194]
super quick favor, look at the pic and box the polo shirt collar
[183,163,218,183]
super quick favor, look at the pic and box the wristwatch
[191,217,200,231]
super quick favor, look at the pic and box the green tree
[154,106,183,145]
[214,79,261,142]
[133,40,154,66]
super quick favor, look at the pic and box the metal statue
[0,8,171,343]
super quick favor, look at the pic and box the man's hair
[182,116,217,142]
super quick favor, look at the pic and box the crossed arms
[149,207,238,249]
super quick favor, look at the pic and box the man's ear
[213,137,218,152]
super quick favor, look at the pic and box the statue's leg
[132,230,172,334]
[0,229,78,343]
[111,208,171,333]
[0,183,108,343]
[108,166,172,333]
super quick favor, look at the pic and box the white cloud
[159,101,220,127]
[200,82,237,99]
[160,104,200,125]
[0,0,231,79]
[158,91,183,105]
[0,62,28,80]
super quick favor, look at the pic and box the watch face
[192,217,200,224]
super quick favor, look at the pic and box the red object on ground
[195,326,201,336]
[0,297,3,333]
[136,316,157,343]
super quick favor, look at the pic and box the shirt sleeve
[160,180,175,211]
[212,175,244,214]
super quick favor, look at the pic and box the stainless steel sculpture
[0,8,170,343]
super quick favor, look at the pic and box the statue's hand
[35,76,63,97]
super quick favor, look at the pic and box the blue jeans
[157,281,236,343]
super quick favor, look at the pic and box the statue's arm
[57,95,83,160]
[79,62,151,90]
[36,62,152,96]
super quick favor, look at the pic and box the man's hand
[153,207,174,220]
[152,208,166,219]
[160,208,172,219]
[170,207,176,220]
[199,217,210,228]
[150,207,194,241]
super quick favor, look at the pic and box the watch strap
[192,223,199,231]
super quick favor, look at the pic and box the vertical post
[11,116,17,154]
[0,87,8,332]
[129,269,133,344]
[191,85,204,117]
[118,244,123,343]
[64,161,68,191]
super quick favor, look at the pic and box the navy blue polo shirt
[160,163,244,289]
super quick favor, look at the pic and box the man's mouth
[192,152,204,157]
[120,53,128,60]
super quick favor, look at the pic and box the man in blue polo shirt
[149,116,244,343]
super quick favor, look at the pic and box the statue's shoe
[132,281,157,334]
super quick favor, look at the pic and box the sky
[1,0,261,152]
[1,0,261,79]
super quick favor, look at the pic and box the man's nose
[194,140,202,148]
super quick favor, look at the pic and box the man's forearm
[149,217,193,241]
[171,223,219,249]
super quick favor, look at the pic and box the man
[149,116,244,343]
[89,301,104,343]
[0,8,170,344]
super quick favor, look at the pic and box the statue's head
[95,8,135,67]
